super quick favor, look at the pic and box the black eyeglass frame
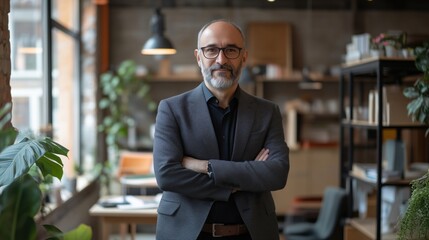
[199,46,243,59]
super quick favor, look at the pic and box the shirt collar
[202,83,240,104]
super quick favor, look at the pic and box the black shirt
[202,84,243,224]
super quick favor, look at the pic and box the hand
[255,148,269,161]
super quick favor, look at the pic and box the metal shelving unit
[339,57,424,240]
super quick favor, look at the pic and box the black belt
[202,223,248,237]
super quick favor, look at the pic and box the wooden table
[89,196,158,240]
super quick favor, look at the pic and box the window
[10,0,97,188]
[9,0,43,132]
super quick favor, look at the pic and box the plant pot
[370,49,385,58]
[385,45,398,57]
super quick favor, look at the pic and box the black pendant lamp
[141,8,176,56]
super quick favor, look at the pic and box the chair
[117,151,154,177]
[284,187,347,240]
[116,151,155,240]
[117,151,160,196]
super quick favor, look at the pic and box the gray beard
[201,62,242,90]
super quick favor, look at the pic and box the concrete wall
[109,7,429,73]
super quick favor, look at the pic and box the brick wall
[110,8,429,72]
[0,0,11,111]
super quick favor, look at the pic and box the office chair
[284,187,347,240]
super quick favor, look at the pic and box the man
[153,19,289,240]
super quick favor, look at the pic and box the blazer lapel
[190,84,219,158]
[232,90,255,161]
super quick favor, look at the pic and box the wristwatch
[207,161,213,178]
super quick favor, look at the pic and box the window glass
[52,0,78,31]
[10,0,97,186]
[80,1,97,174]
[52,27,78,178]
[10,0,44,134]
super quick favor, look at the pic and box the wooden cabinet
[272,147,339,214]
[247,22,293,75]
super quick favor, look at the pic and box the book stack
[345,33,371,63]
[368,85,419,125]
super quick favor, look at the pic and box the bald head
[194,19,248,93]
[197,20,246,49]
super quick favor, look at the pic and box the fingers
[255,148,269,161]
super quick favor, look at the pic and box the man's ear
[194,49,201,68]
[242,49,248,65]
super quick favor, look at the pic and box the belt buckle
[212,223,224,237]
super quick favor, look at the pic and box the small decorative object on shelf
[371,32,407,57]
[344,31,410,63]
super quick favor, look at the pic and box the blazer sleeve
[153,99,232,201]
[210,104,290,192]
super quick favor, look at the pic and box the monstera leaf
[0,130,68,240]
[44,224,93,240]
[0,134,68,188]
[0,103,91,240]
[0,174,41,240]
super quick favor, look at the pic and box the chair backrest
[314,187,347,239]
[117,151,153,177]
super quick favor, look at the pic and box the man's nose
[216,49,228,64]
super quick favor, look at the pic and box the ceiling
[109,0,429,10]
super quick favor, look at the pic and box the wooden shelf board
[342,119,426,128]
[342,56,415,68]
[257,75,339,83]
[348,218,397,240]
[348,172,413,186]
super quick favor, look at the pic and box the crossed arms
[182,148,270,175]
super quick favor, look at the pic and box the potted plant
[397,41,429,240]
[97,60,157,195]
[0,103,92,240]
[98,60,157,163]
[371,32,407,57]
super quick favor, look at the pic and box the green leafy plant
[398,41,429,239]
[98,60,157,152]
[403,41,429,136]
[397,170,429,240]
[0,103,92,240]
[44,224,92,240]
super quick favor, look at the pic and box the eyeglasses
[200,46,243,59]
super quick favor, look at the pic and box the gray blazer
[153,83,289,240]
